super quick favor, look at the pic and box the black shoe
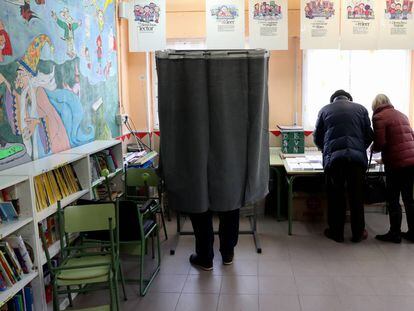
[189,254,213,271]
[401,231,414,242]
[351,229,368,243]
[324,228,344,243]
[375,231,401,244]
[222,254,234,265]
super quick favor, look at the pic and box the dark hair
[330,89,353,103]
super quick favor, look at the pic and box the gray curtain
[156,50,269,214]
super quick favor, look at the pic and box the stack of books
[34,164,81,212]
[0,287,33,310]
[0,236,34,290]
[90,149,119,183]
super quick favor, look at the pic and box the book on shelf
[4,236,33,275]
[0,242,23,280]
[0,188,21,223]
[34,164,81,211]
[90,148,120,184]
[93,183,122,201]
[39,215,59,249]
[0,286,33,311]
[0,202,19,222]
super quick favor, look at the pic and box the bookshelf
[62,140,124,200]
[0,271,38,308]
[0,140,123,310]
[0,176,43,310]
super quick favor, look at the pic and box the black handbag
[364,151,386,204]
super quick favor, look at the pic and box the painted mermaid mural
[0,1,119,171]
[0,34,94,162]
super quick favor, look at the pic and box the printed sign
[341,0,379,49]
[249,0,288,50]
[129,0,166,52]
[300,0,340,49]
[378,0,414,49]
[206,0,245,49]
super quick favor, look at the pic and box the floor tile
[333,276,375,295]
[221,276,259,294]
[295,276,336,295]
[149,274,187,293]
[300,295,345,311]
[338,295,386,311]
[217,294,259,311]
[291,260,329,276]
[175,293,219,311]
[368,276,414,295]
[258,260,293,276]
[182,275,222,294]
[259,295,301,311]
[258,276,297,295]
[135,293,180,311]
[221,259,258,276]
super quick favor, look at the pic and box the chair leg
[119,262,128,301]
[159,207,168,240]
[109,271,115,311]
[67,286,73,307]
[53,282,59,311]
[113,267,121,311]
[140,240,146,296]
[151,234,155,259]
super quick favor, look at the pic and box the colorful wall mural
[0,0,120,171]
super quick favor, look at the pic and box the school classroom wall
[116,0,414,147]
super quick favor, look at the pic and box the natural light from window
[302,50,412,130]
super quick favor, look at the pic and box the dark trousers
[326,162,366,239]
[385,167,414,234]
[189,209,240,262]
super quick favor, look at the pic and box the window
[302,50,412,130]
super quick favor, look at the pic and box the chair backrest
[64,203,116,233]
[125,168,160,187]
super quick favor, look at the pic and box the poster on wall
[206,0,245,49]
[341,0,379,49]
[378,0,414,49]
[249,0,288,50]
[0,0,120,171]
[300,0,340,49]
[129,0,166,52]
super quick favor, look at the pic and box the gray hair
[372,94,391,112]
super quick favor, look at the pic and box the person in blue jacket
[314,90,373,243]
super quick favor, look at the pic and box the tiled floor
[73,213,414,311]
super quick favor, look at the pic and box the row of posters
[127,0,414,52]
[129,0,289,51]
[301,0,414,49]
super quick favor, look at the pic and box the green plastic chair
[117,199,161,296]
[124,167,168,240]
[39,201,126,311]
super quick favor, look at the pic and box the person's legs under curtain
[189,211,214,270]
[346,164,366,242]
[218,208,240,264]
[326,164,347,242]
[376,168,402,243]
[401,167,414,241]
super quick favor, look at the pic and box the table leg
[287,175,296,235]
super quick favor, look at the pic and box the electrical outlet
[116,114,128,125]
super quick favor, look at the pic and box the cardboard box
[292,192,327,222]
